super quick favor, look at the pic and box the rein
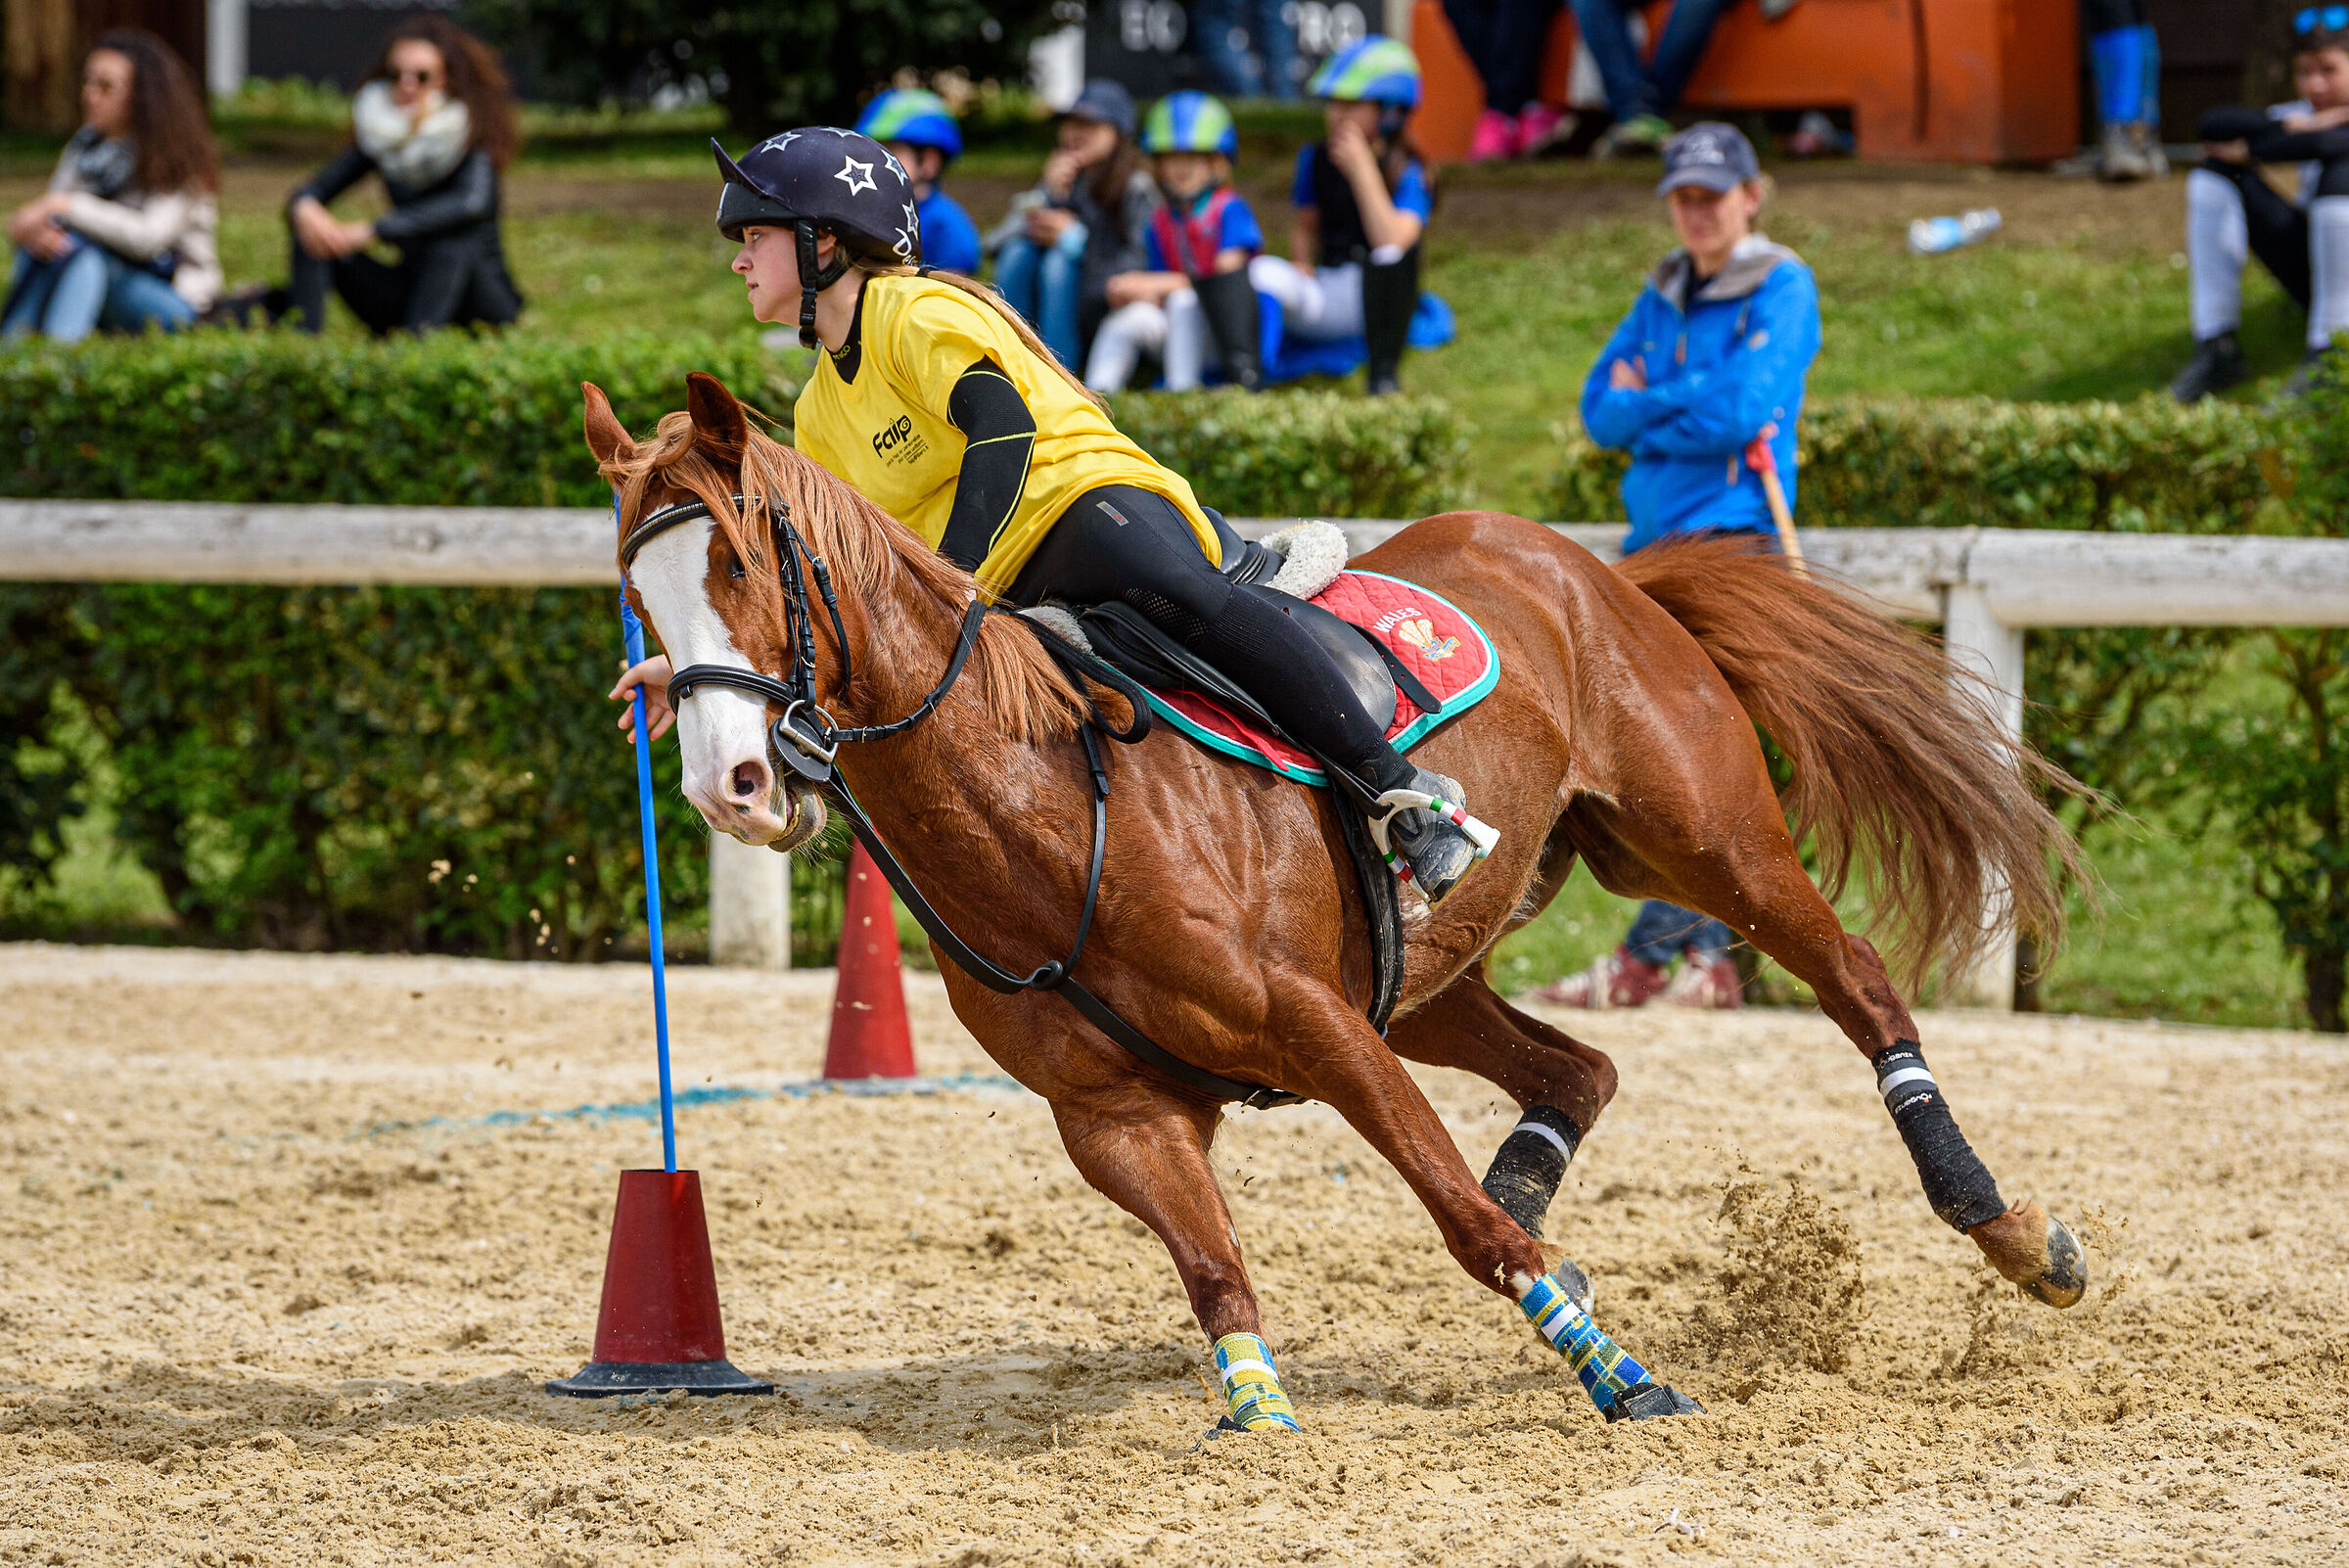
[618,490,1306,1111]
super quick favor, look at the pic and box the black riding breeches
[1005,484,1415,794]
[2200,157,2319,310]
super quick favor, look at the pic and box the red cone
[546,1169,770,1397]
[824,841,916,1080]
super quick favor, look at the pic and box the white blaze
[627,517,776,831]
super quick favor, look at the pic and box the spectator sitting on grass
[1568,0,1734,159]
[2172,10,2349,403]
[854,88,982,275]
[2,29,219,342]
[1248,36,1435,395]
[989,80,1159,371]
[1086,92,1266,393]
[276,15,523,336]
[1536,122,1819,1012]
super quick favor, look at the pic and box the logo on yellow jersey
[871,414,927,467]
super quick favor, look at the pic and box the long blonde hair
[857,262,1110,412]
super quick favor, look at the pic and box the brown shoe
[1531,945,1668,1008]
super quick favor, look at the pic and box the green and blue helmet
[1307,35,1423,110]
[854,88,963,161]
[1140,91,1239,157]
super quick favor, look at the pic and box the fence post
[709,833,789,969]
[1940,583,2024,1010]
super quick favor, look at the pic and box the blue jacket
[1579,238,1819,554]
[918,187,983,275]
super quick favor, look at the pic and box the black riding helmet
[713,128,919,347]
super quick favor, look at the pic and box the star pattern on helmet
[762,129,801,154]
[878,148,909,184]
[835,156,876,196]
[902,201,920,232]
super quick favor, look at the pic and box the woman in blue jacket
[1542,121,1820,1013]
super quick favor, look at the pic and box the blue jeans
[3,240,194,343]
[1568,0,1735,119]
[1192,0,1300,99]
[1625,900,1735,966]
[993,225,1087,371]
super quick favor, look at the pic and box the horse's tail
[1613,532,2087,990]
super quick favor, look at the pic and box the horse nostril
[731,761,765,800]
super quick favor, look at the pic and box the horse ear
[581,383,634,467]
[686,371,750,452]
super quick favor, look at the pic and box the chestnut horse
[584,374,2088,1428]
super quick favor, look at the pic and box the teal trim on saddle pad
[1145,571,1500,787]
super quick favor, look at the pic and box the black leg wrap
[1874,1040,2006,1232]
[1481,1104,1583,1239]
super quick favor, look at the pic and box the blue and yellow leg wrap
[1211,1332,1303,1432]
[1518,1271,1701,1421]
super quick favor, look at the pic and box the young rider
[1248,36,1434,394]
[2172,12,2349,402]
[615,128,1488,900]
[1539,122,1819,1011]
[852,87,981,276]
[1086,91,1266,393]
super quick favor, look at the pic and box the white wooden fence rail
[18,500,2349,1007]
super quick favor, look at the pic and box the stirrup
[1367,786,1499,881]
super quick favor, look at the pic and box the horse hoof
[1543,1250,1595,1314]
[1603,1381,1705,1422]
[1969,1200,2089,1309]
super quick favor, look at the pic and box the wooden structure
[1408,0,2078,165]
[3,0,207,132]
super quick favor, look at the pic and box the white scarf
[352,78,473,189]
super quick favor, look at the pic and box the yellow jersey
[794,273,1220,598]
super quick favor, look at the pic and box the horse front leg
[1280,982,1700,1422]
[1046,1087,1303,1434]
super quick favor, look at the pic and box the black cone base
[546,1359,773,1398]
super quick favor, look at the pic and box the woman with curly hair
[2,29,220,341]
[278,15,524,335]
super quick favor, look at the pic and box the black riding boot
[1361,245,1420,395]
[1193,268,1264,392]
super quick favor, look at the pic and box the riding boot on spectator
[1361,243,1420,394]
[1533,946,1669,1008]
[1194,267,1265,391]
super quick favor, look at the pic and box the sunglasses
[2297,5,2349,33]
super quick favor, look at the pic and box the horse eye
[727,555,747,581]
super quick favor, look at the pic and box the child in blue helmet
[1249,36,1437,394]
[853,88,982,274]
[1086,91,1267,393]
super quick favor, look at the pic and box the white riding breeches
[1085,290,1213,392]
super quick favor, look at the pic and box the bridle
[620,489,988,784]
[615,485,1305,1110]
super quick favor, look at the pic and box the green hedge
[1,333,1467,959]
[1546,393,2289,533]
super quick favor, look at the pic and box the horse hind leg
[1606,787,2088,1309]
[1285,982,1698,1420]
[1384,968,1614,1310]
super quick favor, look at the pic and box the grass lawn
[1,147,2325,1025]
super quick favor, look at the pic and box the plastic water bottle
[1907,208,2002,255]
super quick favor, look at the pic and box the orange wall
[1410,0,2077,165]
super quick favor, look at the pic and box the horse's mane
[603,411,1097,745]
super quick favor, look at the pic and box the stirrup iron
[1367,786,1499,880]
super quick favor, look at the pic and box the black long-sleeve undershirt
[938,357,1037,571]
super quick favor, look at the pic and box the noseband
[615,484,1305,1112]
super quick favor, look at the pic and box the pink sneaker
[1530,946,1668,1009]
[1468,109,1520,163]
[1660,952,1744,1009]
[1516,103,1571,156]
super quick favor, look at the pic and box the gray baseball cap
[1064,78,1138,138]
[1657,121,1761,195]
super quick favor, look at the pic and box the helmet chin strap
[796,220,853,349]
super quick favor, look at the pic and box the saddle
[1036,515,1499,1035]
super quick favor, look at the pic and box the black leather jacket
[292,144,514,256]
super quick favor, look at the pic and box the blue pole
[618,518,678,1174]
